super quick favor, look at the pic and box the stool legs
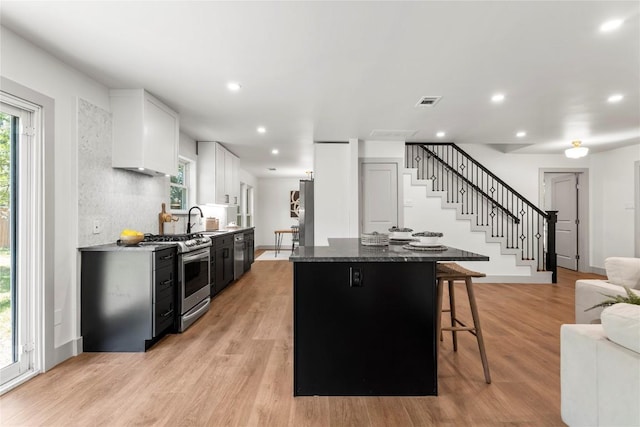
[448,280,458,352]
[465,277,491,384]
[436,275,491,384]
[436,277,445,362]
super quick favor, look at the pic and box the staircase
[405,143,557,283]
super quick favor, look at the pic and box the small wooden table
[274,229,295,256]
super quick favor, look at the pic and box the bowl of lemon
[120,229,144,245]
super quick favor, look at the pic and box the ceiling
[1,1,639,177]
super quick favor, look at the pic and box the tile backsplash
[77,98,168,247]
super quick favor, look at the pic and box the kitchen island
[289,238,488,396]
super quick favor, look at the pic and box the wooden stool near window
[436,262,491,384]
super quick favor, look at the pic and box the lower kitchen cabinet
[212,234,234,296]
[244,230,254,271]
[80,245,177,352]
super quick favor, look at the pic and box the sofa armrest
[561,324,640,426]
[575,280,640,324]
[560,325,600,426]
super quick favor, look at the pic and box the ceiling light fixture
[600,19,623,32]
[516,131,526,138]
[227,82,242,91]
[436,131,446,138]
[271,149,279,155]
[491,93,505,103]
[257,126,266,134]
[607,94,624,103]
[565,140,589,159]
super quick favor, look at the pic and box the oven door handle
[182,249,210,263]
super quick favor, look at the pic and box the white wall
[179,132,197,159]
[256,177,302,248]
[359,140,405,158]
[590,144,640,267]
[1,26,111,362]
[314,140,359,245]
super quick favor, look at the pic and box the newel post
[546,210,558,284]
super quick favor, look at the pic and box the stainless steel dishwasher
[233,233,245,280]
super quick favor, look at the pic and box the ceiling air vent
[415,96,442,108]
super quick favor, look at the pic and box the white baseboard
[474,275,553,284]
[52,337,82,369]
[589,266,606,276]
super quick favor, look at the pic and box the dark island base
[293,261,438,396]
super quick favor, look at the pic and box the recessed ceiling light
[600,19,623,32]
[257,126,266,134]
[436,131,446,138]
[271,149,279,155]
[516,131,526,138]
[138,167,145,171]
[607,94,624,103]
[227,82,242,91]
[491,93,505,103]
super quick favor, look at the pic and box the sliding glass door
[0,101,34,388]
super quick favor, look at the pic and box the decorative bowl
[390,231,413,239]
[412,231,443,244]
[360,232,389,246]
[120,234,144,245]
[388,227,413,239]
[418,236,440,244]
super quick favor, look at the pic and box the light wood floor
[0,258,604,426]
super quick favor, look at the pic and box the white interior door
[550,174,578,270]
[361,163,398,233]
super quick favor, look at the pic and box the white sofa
[561,303,640,426]
[575,257,640,324]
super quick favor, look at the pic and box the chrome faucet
[186,206,203,234]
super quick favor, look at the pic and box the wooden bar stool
[436,262,491,384]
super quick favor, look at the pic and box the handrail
[420,145,520,223]
[405,142,557,282]
[409,142,548,219]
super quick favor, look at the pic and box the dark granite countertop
[289,238,489,262]
[79,227,255,252]
[78,242,177,252]
[200,226,254,237]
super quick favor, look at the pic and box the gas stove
[142,233,212,253]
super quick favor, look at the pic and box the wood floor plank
[0,264,601,426]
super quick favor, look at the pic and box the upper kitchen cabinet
[197,141,240,205]
[110,89,179,176]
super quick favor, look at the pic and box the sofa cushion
[601,303,640,353]
[605,257,640,289]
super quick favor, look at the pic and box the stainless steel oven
[178,248,211,332]
[179,246,211,331]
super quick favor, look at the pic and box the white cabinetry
[110,89,179,176]
[197,141,240,205]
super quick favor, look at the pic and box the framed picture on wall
[290,190,300,217]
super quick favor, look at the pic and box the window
[170,159,189,210]
[169,157,195,212]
